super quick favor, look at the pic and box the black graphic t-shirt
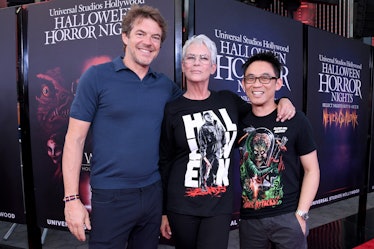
[238,109,316,219]
[159,90,249,216]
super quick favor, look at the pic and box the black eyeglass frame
[243,75,278,85]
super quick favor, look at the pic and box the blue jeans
[89,181,163,249]
[239,212,309,249]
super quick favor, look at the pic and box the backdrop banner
[195,0,304,228]
[370,46,374,193]
[306,26,371,206]
[195,0,304,109]
[0,6,26,224]
[26,0,175,230]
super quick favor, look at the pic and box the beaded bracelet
[62,194,80,202]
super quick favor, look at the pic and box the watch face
[303,213,309,220]
[297,210,309,220]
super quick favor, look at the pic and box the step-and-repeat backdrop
[0,6,26,225]
[306,26,371,204]
[0,0,373,243]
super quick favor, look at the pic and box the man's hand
[295,213,307,235]
[64,200,91,241]
[277,98,296,122]
[160,215,172,239]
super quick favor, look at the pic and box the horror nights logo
[318,54,363,129]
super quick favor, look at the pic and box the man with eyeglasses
[238,52,320,249]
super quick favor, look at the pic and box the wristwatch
[296,210,309,220]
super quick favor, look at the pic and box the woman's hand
[277,98,296,122]
[160,215,172,239]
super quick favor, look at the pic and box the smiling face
[242,60,282,109]
[122,17,162,69]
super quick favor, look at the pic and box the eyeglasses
[183,54,211,65]
[243,75,278,85]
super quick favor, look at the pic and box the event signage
[370,61,374,194]
[26,0,175,229]
[306,26,371,206]
[195,0,303,109]
[371,139,374,192]
[0,7,26,224]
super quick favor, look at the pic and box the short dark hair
[242,52,282,78]
[122,5,167,43]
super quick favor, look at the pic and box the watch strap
[296,209,309,220]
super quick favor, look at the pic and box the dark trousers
[89,181,162,249]
[239,212,309,249]
[168,211,232,249]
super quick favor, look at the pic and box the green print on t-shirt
[240,127,287,210]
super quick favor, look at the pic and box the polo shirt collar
[113,56,157,77]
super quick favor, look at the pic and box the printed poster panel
[26,0,175,229]
[370,47,374,193]
[0,7,26,224]
[371,147,374,192]
[306,26,371,206]
[371,174,374,193]
[195,0,303,228]
[195,0,303,108]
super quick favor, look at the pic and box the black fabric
[159,90,249,217]
[238,110,317,219]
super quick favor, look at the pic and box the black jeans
[167,211,232,249]
[239,212,309,249]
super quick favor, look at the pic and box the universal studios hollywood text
[212,29,291,101]
[44,0,145,45]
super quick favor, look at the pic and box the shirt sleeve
[70,66,99,122]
